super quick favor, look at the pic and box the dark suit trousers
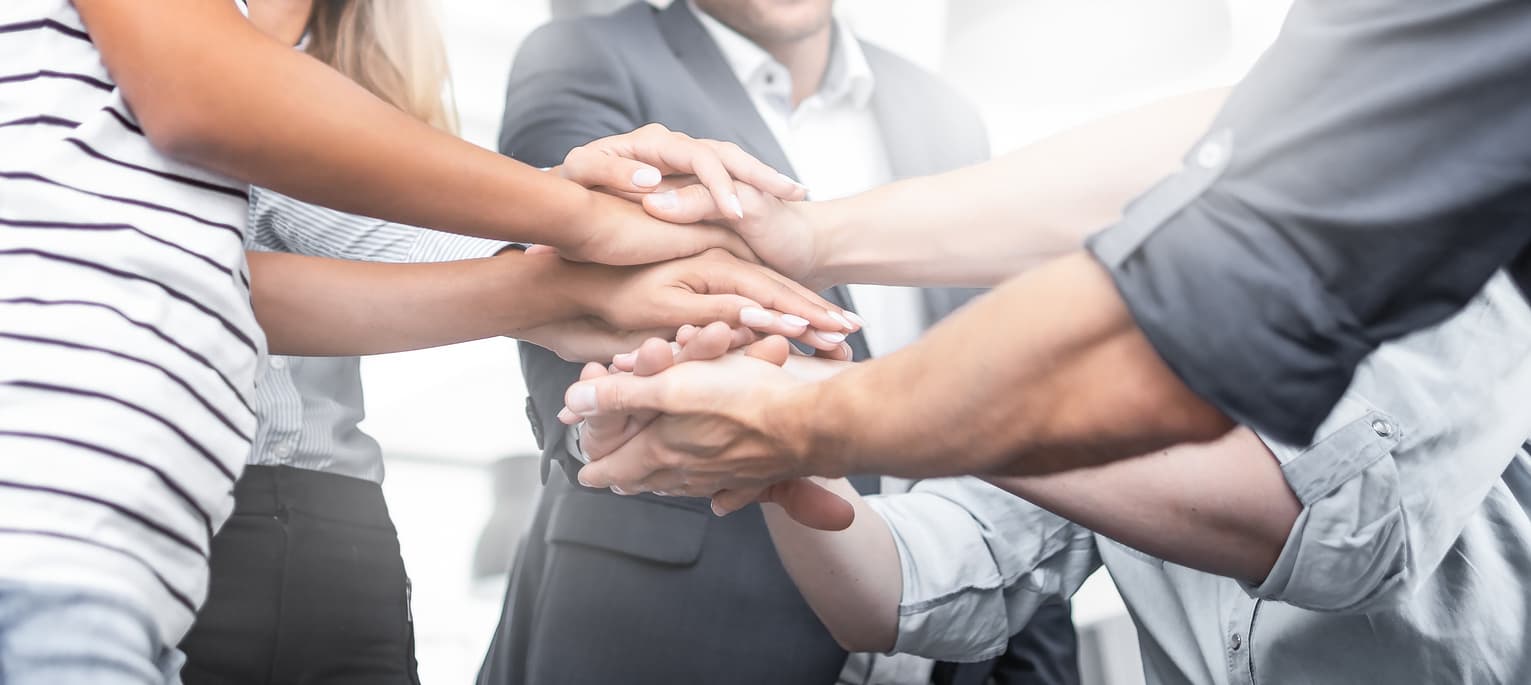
[180,466,419,685]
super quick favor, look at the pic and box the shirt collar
[689,0,875,110]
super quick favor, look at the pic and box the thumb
[562,146,663,192]
[744,336,791,366]
[643,183,723,224]
[564,372,670,418]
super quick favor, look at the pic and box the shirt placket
[1223,593,1259,685]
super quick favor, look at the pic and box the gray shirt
[245,188,507,482]
[1086,0,1531,445]
[867,270,1531,684]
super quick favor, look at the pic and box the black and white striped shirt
[0,0,261,644]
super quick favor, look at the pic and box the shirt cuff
[1086,129,1370,446]
[407,229,516,263]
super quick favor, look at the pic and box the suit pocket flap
[545,489,709,566]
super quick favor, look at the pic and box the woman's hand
[638,180,828,289]
[528,249,857,361]
[550,125,819,269]
[554,124,807,216]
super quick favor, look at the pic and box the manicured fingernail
[632,166,661,188]
[844,311,866,328]
[650,191,679,211]
[566,385,597,414]
[611,485,629,495]
[826,310,853,330]
[612,352,636,366]
[577,471,593,487]
[727,194,744,219]
[781,314,810,328]
[740,307,775,327]
[669,341,683,356]
[557,408,576,423]
[814,330,847,345]
[711,501,727,516]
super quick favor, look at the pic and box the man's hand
[570,323,856,530]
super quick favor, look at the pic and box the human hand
[545,247,855,358]
[553,123,807,218]
[571,324,856,530]
[636,179,827,289]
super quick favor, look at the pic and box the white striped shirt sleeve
[247,187,513,262]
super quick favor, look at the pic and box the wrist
[491,250,585,335]
[767,377,858,479]
[800,198,853,289]
[545,180,604,253]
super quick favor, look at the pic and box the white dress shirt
[690,6,933,683]
[866,273,1531,684]
[690,2,928,360]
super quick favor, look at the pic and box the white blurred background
[366,1,1294,682]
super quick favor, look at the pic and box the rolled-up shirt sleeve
[1087,0,1531,445]
[1245,271,1531,612]
[865,478,1099,662]
[248,187,512,262]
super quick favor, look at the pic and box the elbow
[135,97,232,169]
[827,623,897,655]
[1254,512,1412,614]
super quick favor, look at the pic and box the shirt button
[273,442,293,459]
[269,357,287,370]
[1195,140,1227,169]
[1371,419,1395,438]
[1230,633,1243,651]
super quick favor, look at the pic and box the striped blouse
[245,189,507,483]
[0,0,259,644]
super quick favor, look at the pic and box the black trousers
[180,466,419,685]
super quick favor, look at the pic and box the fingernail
[577,471,593,487]
[566,384,597,414]
[632,166,661,188]
[711,501,727,516]
[650,191,679,211]
[727,194,744,219]
[739,306,775,327]
[780,173,809,191]
[669,341,683,356]
[780,314,810,328]
[826,310,853,330]
[611,485,629,495]
[612,352,636,366]
[844,311,866,328]
[814,330,847,345]
[557,407,576,423]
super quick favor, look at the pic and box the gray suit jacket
[481,3,1076,684]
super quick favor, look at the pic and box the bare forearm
[993,429,1299,583]
[249,250,573,356]
[762,478,902,652]
[79,0,590,247]
[787,252,1235,479]
[807,88,1228,287]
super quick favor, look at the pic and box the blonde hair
[305,0,459,133]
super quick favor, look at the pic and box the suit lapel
[864,46,932,182]
[656,1,798,180]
